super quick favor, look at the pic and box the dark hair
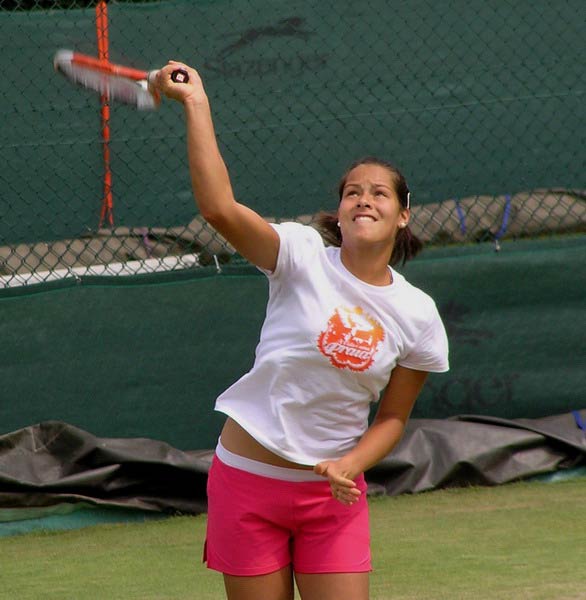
[315,156,423,266]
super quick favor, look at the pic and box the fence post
[96,0,113,228]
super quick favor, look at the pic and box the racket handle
[171,68,189,84]
[146,68,190,91]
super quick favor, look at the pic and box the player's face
[337,164,409,248]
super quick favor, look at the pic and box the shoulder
[264,222,325,278]
[393,270,439,318]
[272,221,324,244]
[393,272,449,372]
[271,222,325,261]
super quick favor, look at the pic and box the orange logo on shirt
[317,306,385,371]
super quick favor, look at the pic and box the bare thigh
[223,565,294,600]
[295,572,370,600]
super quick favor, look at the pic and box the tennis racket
[53,49,189,110]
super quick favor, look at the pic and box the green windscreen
[1,236,584,450]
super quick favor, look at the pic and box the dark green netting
[1,0,584,280]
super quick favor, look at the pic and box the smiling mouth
[353,215,377,222]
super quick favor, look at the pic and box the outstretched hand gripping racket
[53,50,189,110]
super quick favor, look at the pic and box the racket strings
[55,59,158,110]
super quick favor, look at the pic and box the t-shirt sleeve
[398,304,450,373]
[257,222,324,278]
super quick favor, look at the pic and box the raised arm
[152,61,279,271]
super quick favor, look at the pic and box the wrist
[337,455,361,481]
[183,94,209,110]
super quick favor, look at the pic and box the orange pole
[96,0,114,228]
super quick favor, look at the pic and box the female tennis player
[152,61,449,600]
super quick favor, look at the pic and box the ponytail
[314,211,342,247]
[390,224,423,266]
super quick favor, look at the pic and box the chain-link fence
[1,0,585,287]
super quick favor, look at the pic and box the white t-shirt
[215,222,449,465]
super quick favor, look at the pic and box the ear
[399,207,410,227]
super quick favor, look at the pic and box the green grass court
[2,478,585,600]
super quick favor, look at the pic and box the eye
[375,190,388,197]
[345,189,358,197]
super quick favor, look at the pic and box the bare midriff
[220,417,314,470]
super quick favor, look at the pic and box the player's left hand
[314,460,362,506]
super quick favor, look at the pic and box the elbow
[199,207,223,227]
[199,204,234,229]
[197,193,237,228]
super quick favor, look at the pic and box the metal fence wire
[1,0,585,287]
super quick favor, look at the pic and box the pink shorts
[204,455,371,576]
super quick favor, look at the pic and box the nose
[356,194,372,208]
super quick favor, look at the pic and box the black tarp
[1,412,585,518]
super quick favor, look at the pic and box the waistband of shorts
[215,439,326,482]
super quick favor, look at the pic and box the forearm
[183,97,236,221]
[339,416,406,479]
[153,62,279,270]
[338,367,428,479]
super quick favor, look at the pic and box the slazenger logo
[203,16,328,78]
[317,306,385,372]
